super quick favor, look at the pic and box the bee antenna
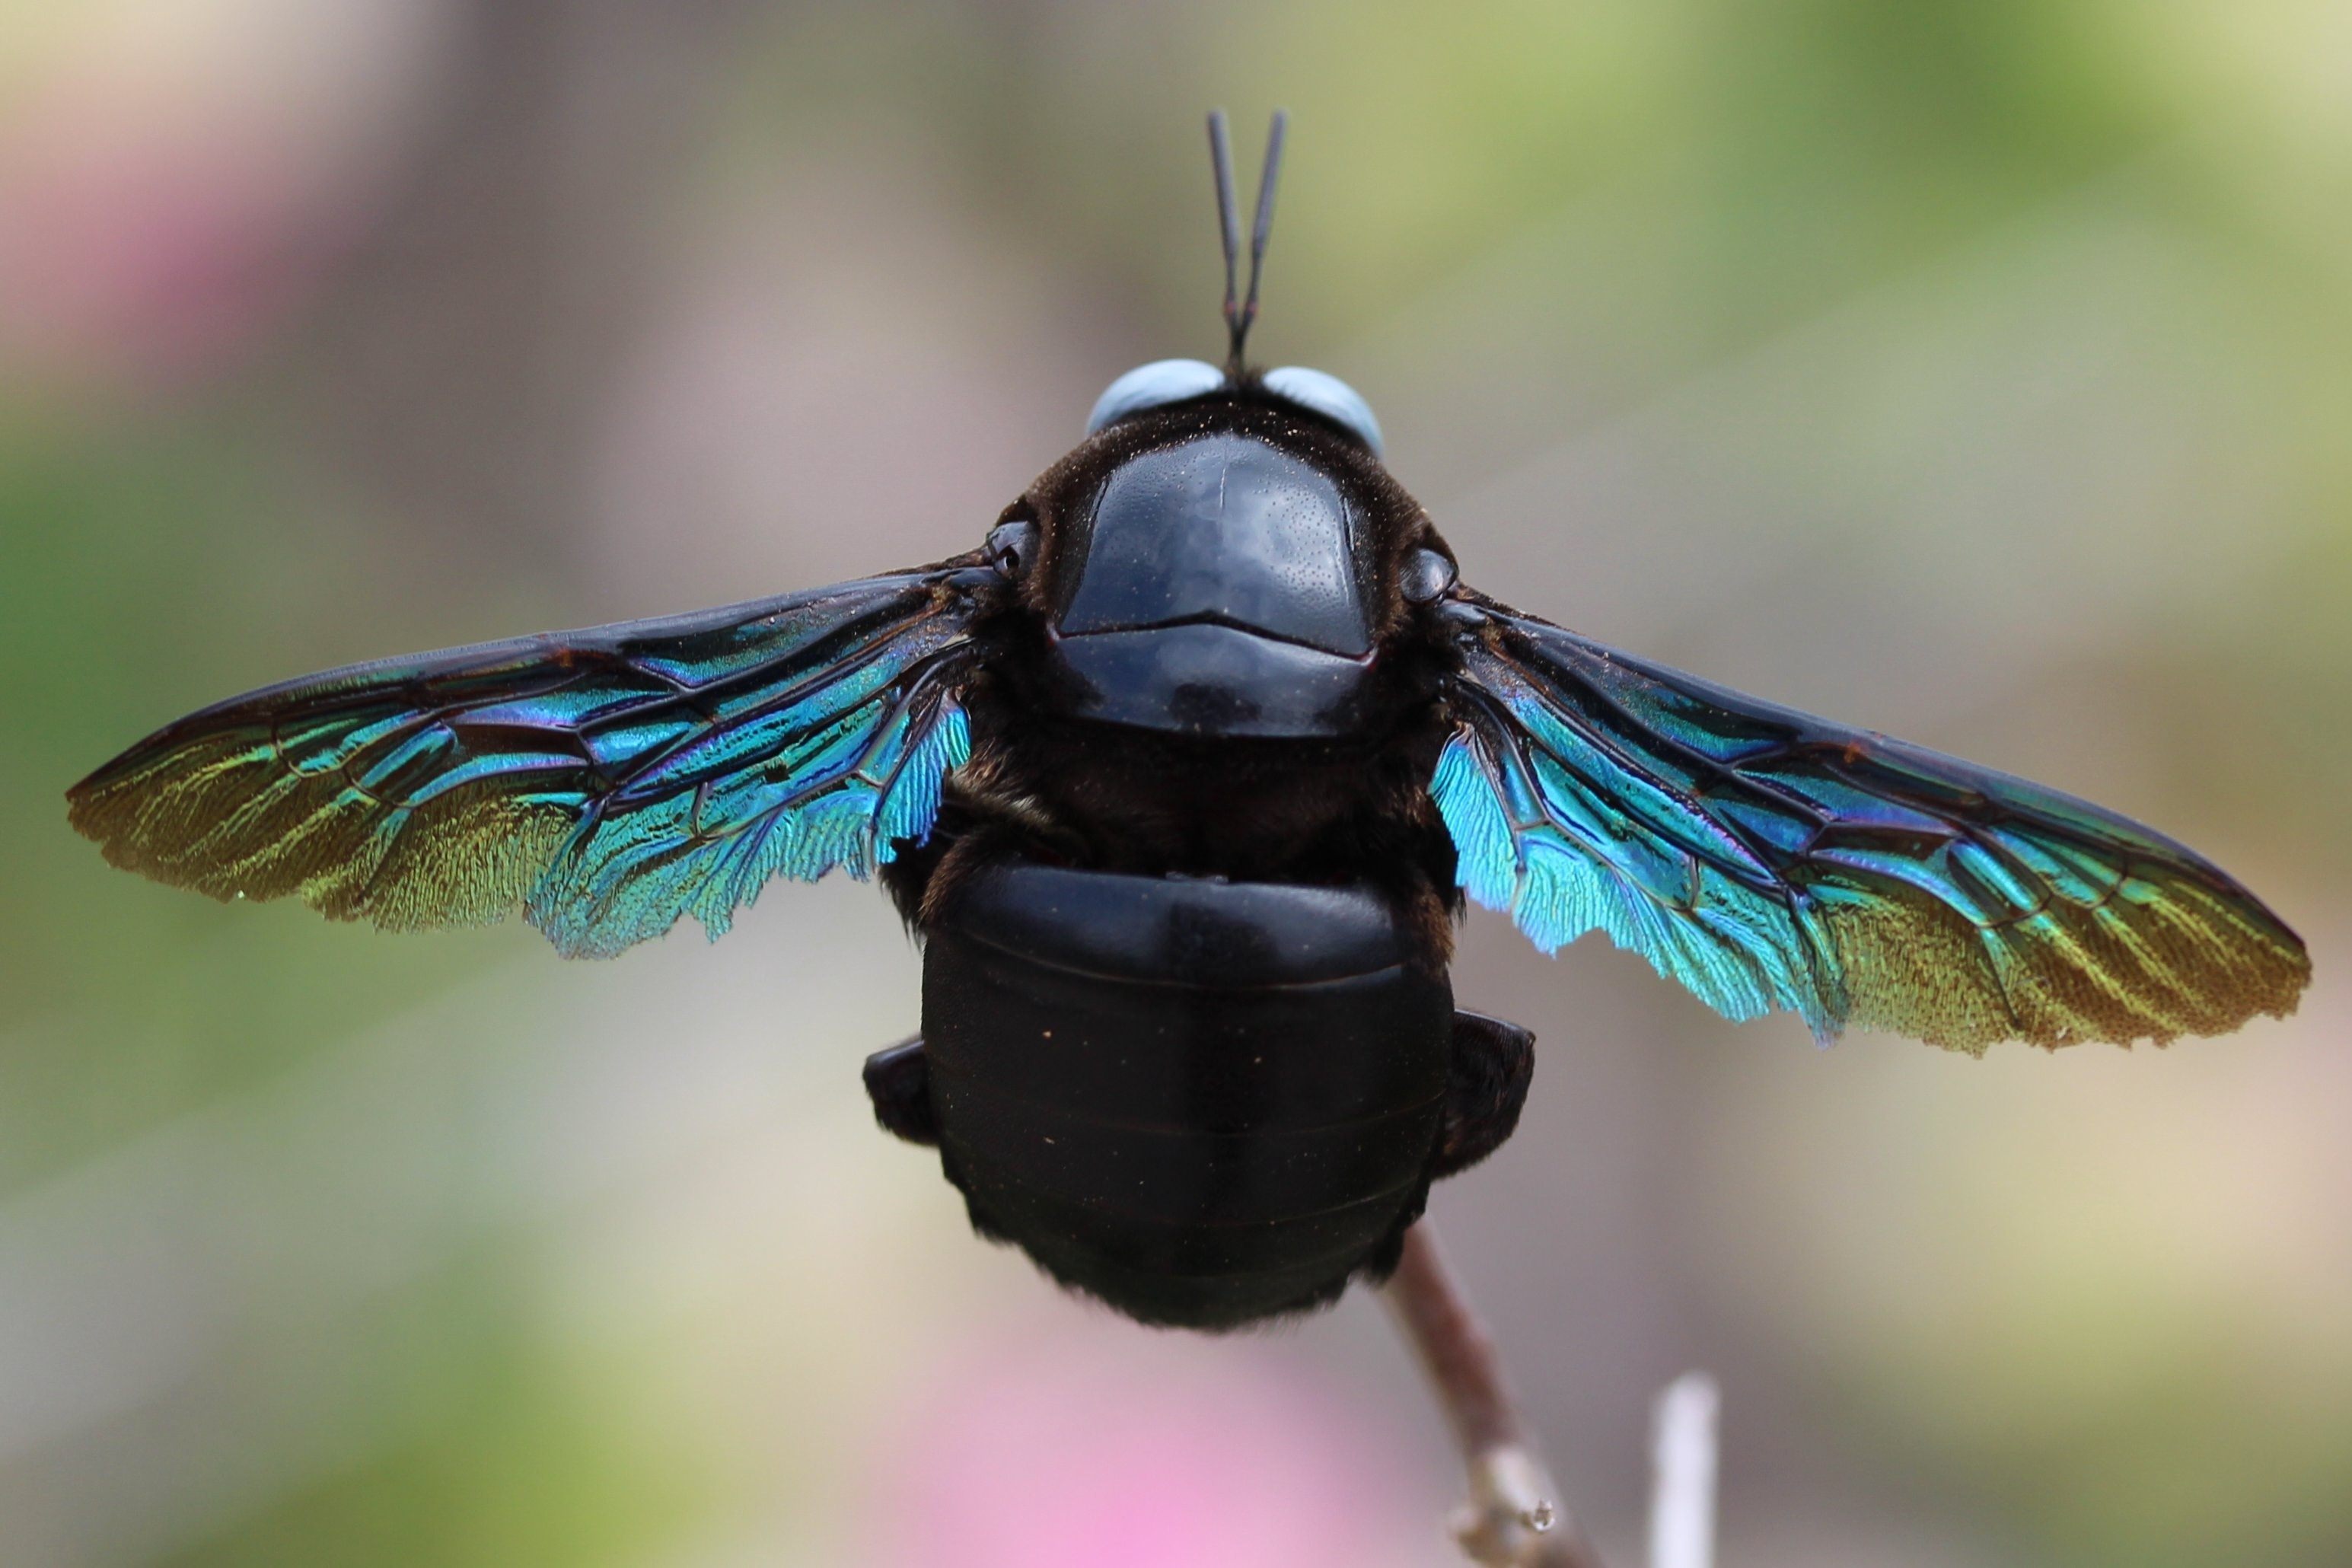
[1208,108,1287,376]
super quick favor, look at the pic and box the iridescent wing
[1431,587,2309,1052]
[69,557,996,959]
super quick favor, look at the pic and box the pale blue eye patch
[1086,359,1227,435]
[1260,365,1382,456]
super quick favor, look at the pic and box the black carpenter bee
[68,113,2309,1331]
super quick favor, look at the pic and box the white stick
[1647,1374,1719,1568]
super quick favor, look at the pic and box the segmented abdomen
[920,862,1453,1330]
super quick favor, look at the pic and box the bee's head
[975,111,1433,742]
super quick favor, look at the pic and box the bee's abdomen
[919,861,1453,1329]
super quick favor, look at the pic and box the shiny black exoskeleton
[872,866,1528,1326]
[833,116,1544,1330]
[1048,431,1380,738]
[867,381,1531,1328]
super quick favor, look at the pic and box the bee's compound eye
[1400,547,1457,605]
[1260,365,1384,456]
[986,519,1038,579]
[1085,359,1227,435]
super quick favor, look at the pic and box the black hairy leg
[861,1037,938,1146]
[1430,1011,1535,1179]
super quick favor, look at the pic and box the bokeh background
[3,3,2348,1565]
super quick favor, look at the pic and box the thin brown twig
[1382,1222,1606,1568]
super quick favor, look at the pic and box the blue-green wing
[69,558,993,958]
[1433,588,2309,1052]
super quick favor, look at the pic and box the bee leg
[1430,1010,1534,1179]
[861,1035,939,1146]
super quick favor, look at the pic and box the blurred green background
[2,2,2347,1565]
